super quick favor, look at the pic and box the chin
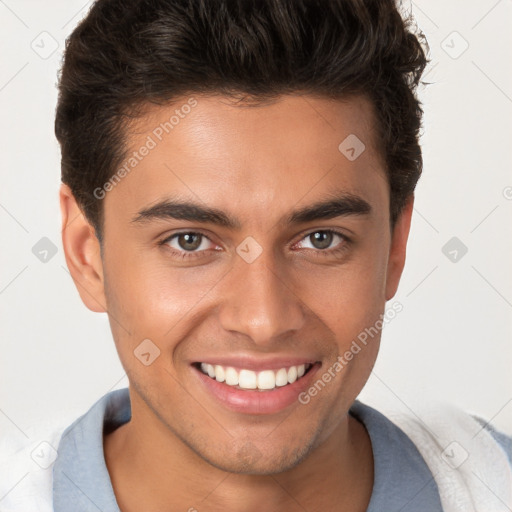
[194,437,316,475]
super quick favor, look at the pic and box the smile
[198,362,313,391]
[192,357,321,414]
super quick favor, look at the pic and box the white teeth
[199,363,312,390]
[287,366,297,384]
[257,370,276,390]
[239,370,257,389]
[225,367,239,386]
[275,368,288,387]
[214,365,225,382]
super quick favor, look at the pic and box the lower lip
[193,364,321,415]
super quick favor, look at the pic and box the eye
[295,230,348,251]
[161,232,216,253]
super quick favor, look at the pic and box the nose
[217,251,306,346]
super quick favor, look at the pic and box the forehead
[104,93,388,228]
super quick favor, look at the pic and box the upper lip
[192,355,319,371]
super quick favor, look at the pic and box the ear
[385,195,414,301]
[59,183,107,313]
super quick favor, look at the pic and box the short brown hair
[55,0,428,242]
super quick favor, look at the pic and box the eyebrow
[131,192,371,228]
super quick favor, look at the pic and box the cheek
[103,248,228,341]
[103,226,389,356]
[299,248,389,339]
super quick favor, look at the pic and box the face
[62,93,412,474]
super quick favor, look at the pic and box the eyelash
[158,229,351,260]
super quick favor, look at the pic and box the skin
[60,93,413,512]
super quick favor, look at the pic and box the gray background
[1,0,511,437]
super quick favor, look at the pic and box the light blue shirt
[52,388,511,511]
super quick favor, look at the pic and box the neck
[104,392,374,512]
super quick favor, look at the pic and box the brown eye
[294,229,348,253]
[163,232,214,253]
[177,233,202,251]
[309,231,334,249]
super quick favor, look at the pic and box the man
[1,0,511,511]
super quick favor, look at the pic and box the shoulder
[350,400,444,511]
[387,401,511,465]
[378,400,512,471]
[373,400,512,511]
[471,414,512,464]
[0,410,82,511]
